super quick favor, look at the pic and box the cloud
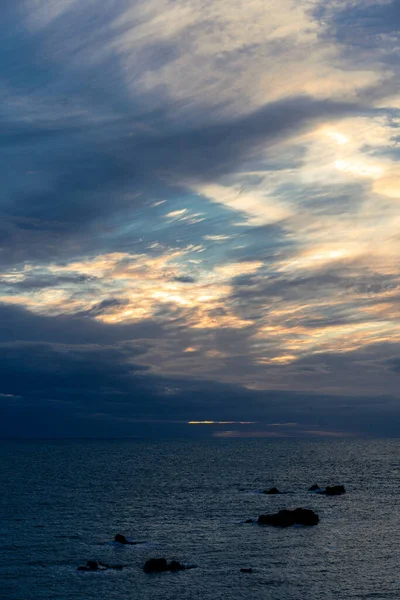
[1,0,400,436]
[1,0,373,268]
[1,304,400,438]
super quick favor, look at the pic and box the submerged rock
[257,508,319,527]
[263,487,281,494]
[244,518,254,523]
[240,568,253,573]
[308,484,320,491]
[143,558,196,573]
[78,560,100,571]
[114,533,138,545]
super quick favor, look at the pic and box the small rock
[114,533,138,545]
[245,518,254,523]
[168,560,186,572]
[144,558,169,573]
[240,568,253,573]
[77,559,124,572]
[77,560,105,572]
[115,533,129,544]
[143,558,195,573]
[308,484,320,491]
[263,487,281,494]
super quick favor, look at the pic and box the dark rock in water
[114,533,138,545]
[263,487,281,494]
[115,533,128,544]
[308,484,320,491]
[245,518,254,523]
[323,485,346,496]
[143,558,195,573]
[77,560,123,572]
[258,508,319,527]
[144,558,169,573]
[240,568,253,573]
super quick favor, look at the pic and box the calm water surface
[1,438,400,600]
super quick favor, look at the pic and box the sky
[1,0,400,438]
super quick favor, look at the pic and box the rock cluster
[77,478,346,576]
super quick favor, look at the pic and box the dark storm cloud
[1,303,400,438]
[2,332,400,438]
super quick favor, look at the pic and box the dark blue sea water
[1,438,400,600]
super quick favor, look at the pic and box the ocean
[1,438,400,600]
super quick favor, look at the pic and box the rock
[168,560,186,572]
[257,508,319,527]
[114,533,129,544]
[77,560,123,572]
[240,568,253,573]
[114,533,138,545]
[245,518,254,523]
[308,484,320,491]
[144,558,169,573]
[263,487,281,494]
[323,485,346,496]
[77,560,102,571]
[143,558,195,573]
